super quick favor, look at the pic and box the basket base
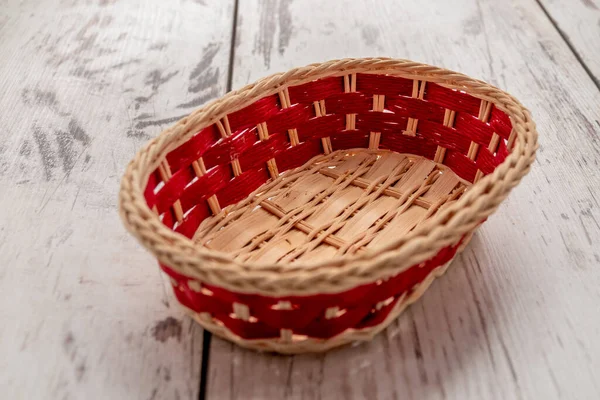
[183,253,465,354]
[194,149,470,265]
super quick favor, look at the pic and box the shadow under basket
[119,58,538,354]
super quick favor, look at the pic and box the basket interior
[194,150,470,263]
[142,73,513,265]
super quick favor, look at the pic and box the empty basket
[119,58,537,353]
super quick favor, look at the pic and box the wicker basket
[119,58,537,353]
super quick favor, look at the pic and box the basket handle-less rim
[119,58,538,296]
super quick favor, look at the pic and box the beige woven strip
[405,80,426,135]
[217,116,242,177]
[232,302,250,321]
[469,100,492,182]
[278,87,300,146]
[190,158,221,215]
[433,109,456,163]
[313,100,332,154]
[344,73,357,130]
[157,161,184,222]
[369,94,384,149]
[257,122,279,179]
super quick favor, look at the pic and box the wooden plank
[207,0,600,399]
[538,0,600,86]
[0,0,234,398]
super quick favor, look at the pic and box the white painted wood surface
[0,0,233,398]
[2,0,600,399]
[206,0,600,399]
[539,0,600,86]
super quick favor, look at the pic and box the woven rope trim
[119,57,538,296]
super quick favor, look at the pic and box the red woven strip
[489,105,512,139]
[216,167,270,208]
[227,95,281,133]
[324,282,376,309]
[355,111,409,133]
[274,139,322,173]
[171,266,309,319]
[474,148,497,175]
[154,165,195,214]
[355,73,413,97]
[174,201,211,238]
[251,306,323,330]
[238,132,288,171]
[453,112,495,147]
[380,132,438,159]
[164,274,278,339]
[165,272,232,325]
[297,304,374,339]
[356,244,455,311]
[444,151,478,182]
[175,285,232,316]
[330,130,370,151]
[386,95,445,123]
[354,297,400,330]
[179,164,232,212]
[475,140,509,175]
[288,76,344,104]
[160,208,175,229]
[220,317,280,340]
[202,275,374,311]
[496,139,509,160]
[169,284,197,310]
[355,244,458,330]
[202,129,258,170]
[201,281,259,305]
[296,114,345,142]
[160,264,190,281]
[144,169,160,208]
[417,120,472,154]
[324,92,373,114]
[264,103,313,134]
[360,268,421,307]
[166,125,220,173]
[425,83,481,116]
[161,242,461,340]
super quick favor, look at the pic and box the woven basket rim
[119,57,538,296]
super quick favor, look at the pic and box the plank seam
[200,1,240,398]
[534,0,600,91]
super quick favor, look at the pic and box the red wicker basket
[119,58,537,353]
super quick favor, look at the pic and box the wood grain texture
[207,0,600,399]
[538,0,600,86]
[0,0,233,398]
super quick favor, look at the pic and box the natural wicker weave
[119,58,537,353]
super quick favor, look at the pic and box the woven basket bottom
[193,149,471,265]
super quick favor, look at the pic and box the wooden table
[1,0,599,398]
